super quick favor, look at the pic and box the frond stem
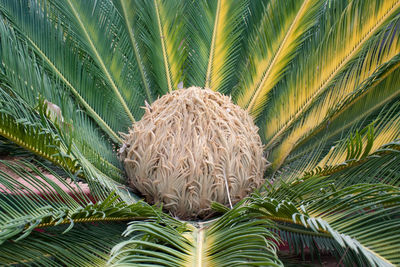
[262,215,330,235]
[32,216,147,229]
[274,223,332,238]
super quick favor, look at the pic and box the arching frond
[0,87,79,174]
[185,0,248,93]
[323,141,400,187]
[263,1,400,167]
[284,57,400,168]
[0,223,126,266]
[0,0,126,142]
[251,182,400,266]
[0,160,158,245]
[109,204,282,266]
[280,98,400,184]
[0,13,128,184]
[268,15,400,168]
[235,0,324,116]
[0,82,129,193]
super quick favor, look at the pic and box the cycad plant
[0,0,399,266]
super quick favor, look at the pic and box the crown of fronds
[0,0,399,266]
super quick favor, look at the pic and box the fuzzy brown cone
[120,87,266,219]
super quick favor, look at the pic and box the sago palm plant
[0,0,399,266]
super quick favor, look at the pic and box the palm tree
[0,0,399,265]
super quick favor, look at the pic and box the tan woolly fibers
[120,87,266,219]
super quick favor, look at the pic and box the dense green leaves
[264,2,400,168]
[0,160,157,244]
[109,204,282,267]
[0,223,127,266]
[0,0,128,142]
[250,181,400,266]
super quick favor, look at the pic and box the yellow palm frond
[155,0,186,91]
[264,0,400,150]
[276,63,400,170]
[204,0,247,92]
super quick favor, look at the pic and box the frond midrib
[194,224,205,266]
[245,0,310,113]
[154,0,173,92]
[205,0,221,89]
[275,223,331,238]
[119,1,153,104]
[286,60,400,163]
[27,36,123,144]
[33,216,147,229]
[66,0,136,123]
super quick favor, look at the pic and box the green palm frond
[0,0,128,142]
[108,221,194,266]
[112,0,153,103]
[0,13,127,184]
[203,205,281,266]
[0,63,123,186]
[0,87,79,173]
[0,160,158,244]
[0,223,126,266]
[0,81,129,196]
[47,0,151,122]
[273,61,400,171]
[263,1,400,167]
[234,0,324,116]
[109,203,282,266]
[126,0,187,94]
[186,0,248,94]
[251,182,400,266]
